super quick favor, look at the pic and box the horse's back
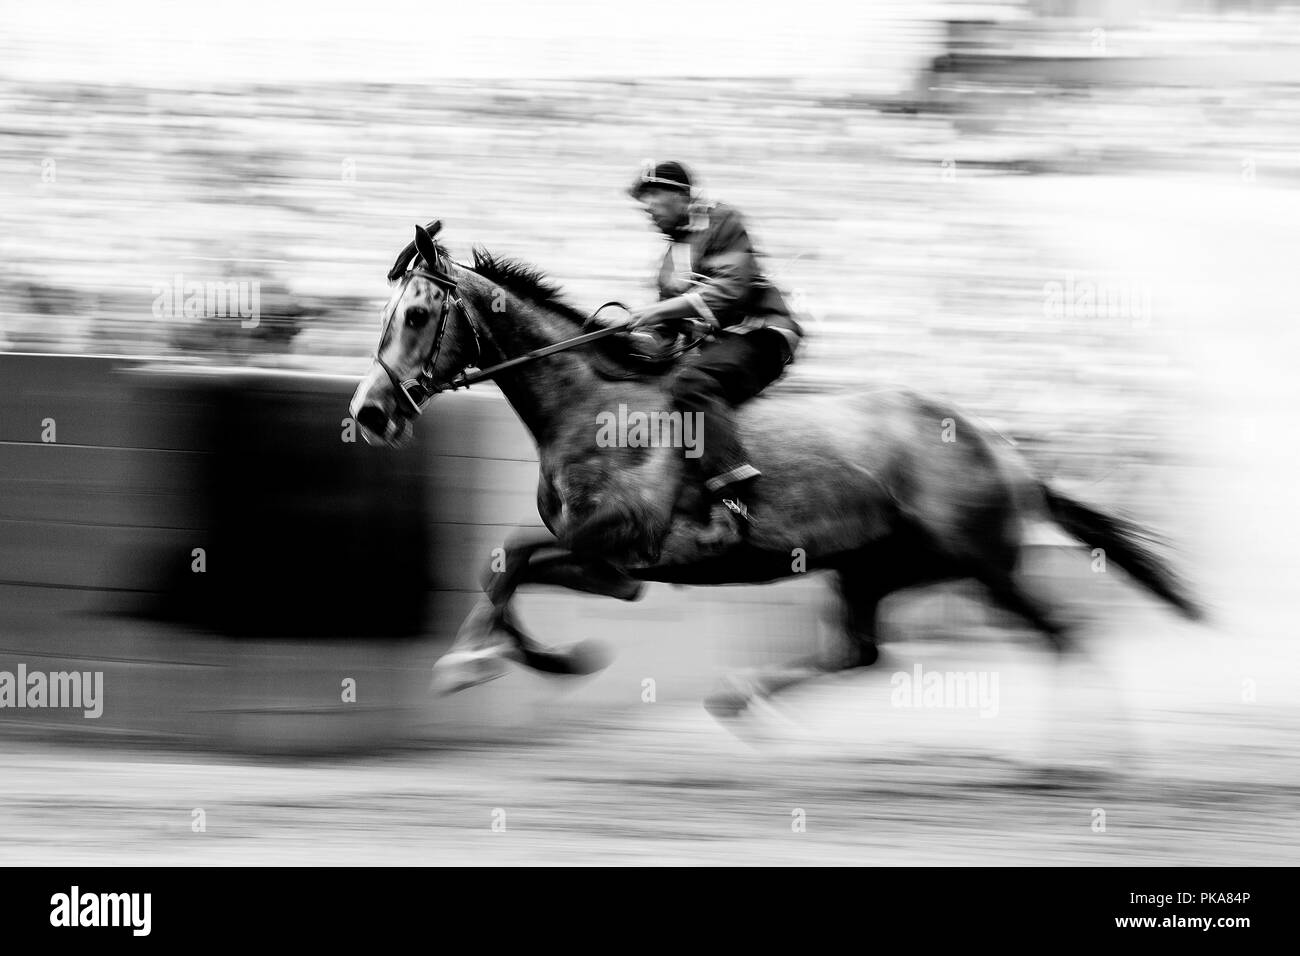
[735,383,1040,553]
[738,385,946,471]
[741,383,1024,469]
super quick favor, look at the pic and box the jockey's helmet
[628,160,692,199]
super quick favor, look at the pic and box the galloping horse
[350,222,1202,717]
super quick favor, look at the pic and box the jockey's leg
[669,329,790,547]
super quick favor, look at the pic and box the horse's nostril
[356,405,389,436]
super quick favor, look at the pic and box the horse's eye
[405,306,432,329]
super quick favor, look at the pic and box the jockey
[624,160,803,548]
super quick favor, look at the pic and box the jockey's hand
[625,306,655,330]
[628,297,696,331]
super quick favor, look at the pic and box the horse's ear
[414,223,441,269]
[425,219,442,238]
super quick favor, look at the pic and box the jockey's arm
[627,294,700,330]
[684,243,754,329]
[632,212,758,331]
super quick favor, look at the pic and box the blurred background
[1,0,1298,864]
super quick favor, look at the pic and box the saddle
[584,315,710,383]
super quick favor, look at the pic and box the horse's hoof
[703,674,758,721]
[430,647,510,695]
[565,638,613,675]
[613,579,647,602]
[703,693,748,722]
[520,638,612,676]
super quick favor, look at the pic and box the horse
[350,222,1203,719]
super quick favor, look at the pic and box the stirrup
[720,497,755,526]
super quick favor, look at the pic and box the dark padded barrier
[130,367,430,639]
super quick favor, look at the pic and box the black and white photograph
[0,0,1293,916]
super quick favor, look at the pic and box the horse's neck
[459,276,596,445]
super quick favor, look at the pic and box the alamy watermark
[890,664,999,718]
[0,665,103,718]
[1043,272,1152,326]
[595,404,703,459]
[151,272,260,328]
[50,886,150,936]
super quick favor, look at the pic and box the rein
[380,273,641,410]
[445,301,635,391]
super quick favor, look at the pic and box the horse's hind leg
[959,520,1075,655]
[703,657,828,721]
[978,570,1073,652]
[961,526,1141,769]
[832,530,960,665]
[705,539,935,720]
[980,560,1139,769]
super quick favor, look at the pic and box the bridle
[375,264,481,416]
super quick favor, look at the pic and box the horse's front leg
[431,528,645,694]
[430,528,556,694]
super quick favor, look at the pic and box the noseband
[376,265,481,415]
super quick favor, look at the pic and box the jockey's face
[638,187,691,235]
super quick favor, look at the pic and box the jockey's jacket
[656,199,803,359]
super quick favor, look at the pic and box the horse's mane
[466,246,587,328]
[392,229,587,328]
[403,236,683,380]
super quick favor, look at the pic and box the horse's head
[350,221,480,447]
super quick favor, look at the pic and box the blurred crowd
[2,6,1299,516]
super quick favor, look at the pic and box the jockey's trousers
[668,327,791,492]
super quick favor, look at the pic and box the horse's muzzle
[355,404,391,441]
[350,367,415,448]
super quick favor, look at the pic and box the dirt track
[2,625,1297,866]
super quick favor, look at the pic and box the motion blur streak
[1,1,1298,865]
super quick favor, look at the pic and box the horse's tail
[1040,484,1205,622]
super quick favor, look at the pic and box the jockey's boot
[698,467,760,551]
